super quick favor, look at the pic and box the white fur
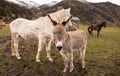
[10,8,72,63]
[56,41,63,47]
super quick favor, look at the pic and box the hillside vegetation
[0,0,120,26]
[0,26,120,76]
[40,0,120,26]
[0,0,39,19]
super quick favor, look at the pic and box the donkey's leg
[36,39,43,63]
[60,51,69,72]
[46,40,53,62]
[81,47,86,68]
[78,48,84,68]
[14,34,21,59]
[77,48,82,60]
[69,51,74,72]
[11,33,16,56]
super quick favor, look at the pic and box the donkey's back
[68,30,87,49]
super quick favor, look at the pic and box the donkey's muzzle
[57,46,63,51]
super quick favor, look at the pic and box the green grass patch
[0,26,10,37]
[0,25,120,76]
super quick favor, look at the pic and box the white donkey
[48,15,87,72]
[10,8,72,63]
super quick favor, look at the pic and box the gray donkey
[48,15,87,72]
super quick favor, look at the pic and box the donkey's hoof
[49,59,53,63]
[69,67,74,72]
[36,59,40,62]
[17,57,21,60]
[82,64,85,69]
[36,60,42,64]
[63,68,68,72]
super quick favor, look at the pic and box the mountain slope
[6,0,40,8]
[40,0,120,26]
[0,0,120,26]
[91,2,120,25]
[0,0,39,19]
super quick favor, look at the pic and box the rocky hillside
[40,0,120,26]
[0,0,120,26]
[0,0,40,19]
[6,0,40,8]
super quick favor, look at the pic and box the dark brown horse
[0,20,6,29]
[88,21,106,37]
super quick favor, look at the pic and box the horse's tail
[88,26,92,34]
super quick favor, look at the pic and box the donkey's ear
[62,16,72,26]
[48,15,57,26]
[62,21,67,26]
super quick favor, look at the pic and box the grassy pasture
[0,25,120,76]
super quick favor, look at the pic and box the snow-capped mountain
[63,0,88,4]
[77,0,88,3]
[40,1,60,7]
[6,0,40,8]
[47,1,58,6]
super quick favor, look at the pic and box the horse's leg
[91,30,93,36]
[36,38,43,63]
[88,27,92,35]
[13,34,21,59]
[97,31,100,37]
[46,39,53,62]
[11,33,16,56]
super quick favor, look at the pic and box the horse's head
[48,14,72,51]
[49,8,72,26]
[102,21,106,28]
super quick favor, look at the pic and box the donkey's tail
[88,26,92,34]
